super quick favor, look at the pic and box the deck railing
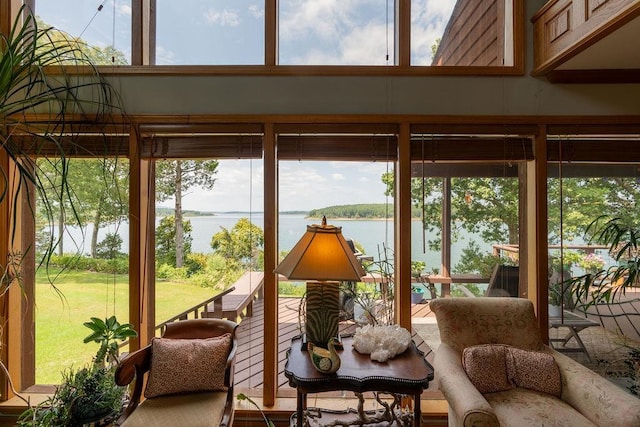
[154,286,236,335]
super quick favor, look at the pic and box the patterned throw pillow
[145,334,232,398]
[462,344,562,397]
[462,344,515,393]
[506,347,562,397]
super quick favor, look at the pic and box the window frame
[7,0,525,76]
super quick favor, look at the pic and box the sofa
[430,297,640,427]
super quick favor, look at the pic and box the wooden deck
[203,271,264,321]
[233,297,436,394]
[577,287,640,342]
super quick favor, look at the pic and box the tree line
[308,204,421,219]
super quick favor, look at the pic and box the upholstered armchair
[114,318,239,427]
[430,297,640,427]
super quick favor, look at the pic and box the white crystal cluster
[352,324,412,362]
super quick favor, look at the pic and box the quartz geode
[352,324,411,362]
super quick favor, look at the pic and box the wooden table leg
[414,393,421,427]
[296,391,306,427]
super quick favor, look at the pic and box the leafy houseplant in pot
[411,285,425,304]
[411,260,426,303]
[548,282,564,317]
[17,316,137,427]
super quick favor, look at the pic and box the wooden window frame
[5,0,524,76]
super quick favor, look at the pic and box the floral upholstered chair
[114,318,238,427]
[430,297,640,427]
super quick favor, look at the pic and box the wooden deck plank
[203,271,264,320]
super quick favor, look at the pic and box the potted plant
[411,285,425,304]
[548,282,564,317]
[17,316,136,426]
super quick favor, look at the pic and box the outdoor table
[549,310,600,361]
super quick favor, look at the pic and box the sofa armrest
[434,343,500,427]
[548,346,640,427]
[115,345,152,424]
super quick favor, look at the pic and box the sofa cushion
[486,388,597,427]
[507,347,562,397]
[120,391,227,427]
[463,344,562,397]
[462,344,515,393]
[145,334,231,398]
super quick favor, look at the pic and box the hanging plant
[1,4,125,280]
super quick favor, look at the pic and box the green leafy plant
[1,3,125,294]
[410,260,426,277]
[18,316,136,426]
[83,315,137,367]
[548,282,564,306]
[570,216,640,305]
[237,393,275,427]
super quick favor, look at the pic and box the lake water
[57,212,496,268]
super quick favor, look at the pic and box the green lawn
[35,269,215,384]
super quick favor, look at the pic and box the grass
[35,268,215,384]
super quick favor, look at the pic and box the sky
[35,0,457,65]
[163,159,393,212]
[33,0,455,211]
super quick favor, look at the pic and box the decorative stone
[352,324,412,362]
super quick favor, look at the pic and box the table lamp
[275,216,366,349]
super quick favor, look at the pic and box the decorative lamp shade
[274,217,366,281]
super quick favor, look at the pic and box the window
[547,135,640,313]
[35,157,130,384]
[425,0,516,67]
[278,0,395,65]
[154,0,264,65]
[276,131,396,395]
[30,0,132,65]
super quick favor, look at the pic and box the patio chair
[485,264,519,297]
[430,297,640,427]
[114,318,239,427]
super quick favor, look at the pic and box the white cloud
[181,160,263,212]
[155,45,176,65]
[174,159,390,212]
[411,0,457,65]
[204,9,241,27]
[115,2,131,17]
[339,21,389,65]
[279,0,350,42]
[249,4,264,19]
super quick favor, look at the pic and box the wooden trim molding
[532,0,640,76]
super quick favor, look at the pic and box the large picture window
[154,0,264,65]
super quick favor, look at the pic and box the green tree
[28,17,129,258]
[95,233,124,260]
[36,159,128,257]
[211,218,264,270]
[35,16,129,66]
[156,216,193,267]
[431,37,441,60]
[383,171,640,274]
[156,160,219,268]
